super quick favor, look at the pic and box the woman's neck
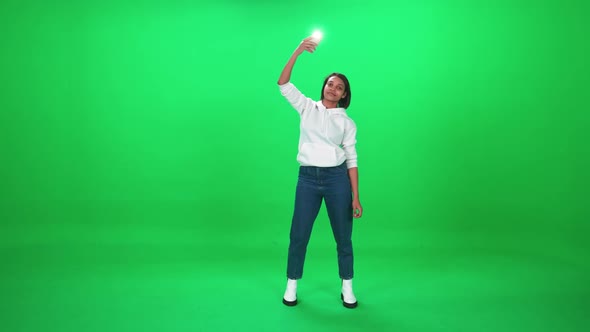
[322,100,338,109]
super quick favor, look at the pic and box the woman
[277,36,363,309]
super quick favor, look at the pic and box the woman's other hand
[353,200,363,218]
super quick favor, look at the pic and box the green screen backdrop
[1,0,588,331]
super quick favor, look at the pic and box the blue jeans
[286,162,354,280]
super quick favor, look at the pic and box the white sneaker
[283,278,298,306]
[341,279,358,308]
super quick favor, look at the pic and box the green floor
[1,200,588,332]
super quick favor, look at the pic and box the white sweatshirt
[279,82,358,169]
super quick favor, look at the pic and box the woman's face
[323,76,347,104]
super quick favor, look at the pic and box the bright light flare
[311,30,323,44]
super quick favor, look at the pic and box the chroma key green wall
[1,1,588,331]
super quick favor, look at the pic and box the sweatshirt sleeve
[279,82,316,115]
[342,119,358,169]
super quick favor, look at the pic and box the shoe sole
[341,293,358,309]
[283,298,298,306]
